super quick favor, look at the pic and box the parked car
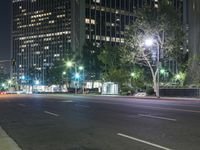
[0,91,7,95]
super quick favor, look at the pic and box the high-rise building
[12,0,72,84]
[12,0,183,85]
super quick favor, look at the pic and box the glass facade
[84,0,157,46]
[12,0,71,84]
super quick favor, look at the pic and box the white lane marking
[18,104,26,107]
[0,126,22,150]
[138,114,176,122]
[61,100,73,103]
[75,104,89,108]
[44,111,59,117]
[133,104,200,114]
[117,133,173,150]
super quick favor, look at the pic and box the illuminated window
[44,46,49,50]
[93,0,100,3]
[54,54,60,57]
[49,20,55,24]
[85,18,96,24]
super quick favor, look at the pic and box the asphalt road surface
[0,94,200,150]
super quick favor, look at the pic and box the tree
[98,45,130,87]
[130,66,147,89]
[47,59,68,87]
[0,67,9,90]
[123,1,185,97]
[82,42,102,80]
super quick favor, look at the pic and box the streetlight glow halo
[144,38,154,47]
[66,61,73,67]
[78,66,84,70]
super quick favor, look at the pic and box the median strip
[117,133,173,150]
[138,114,176,122]
[0,126,22,150]
[44,111,59,117]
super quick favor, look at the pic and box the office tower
[12,0,182,85]
[12,0,72,84]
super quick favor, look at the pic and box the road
[0,94,200,150]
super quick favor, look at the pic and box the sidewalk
[121,96,200,102]
[0,127,21,150]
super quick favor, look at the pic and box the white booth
[102,82,119,95]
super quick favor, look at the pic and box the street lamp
[145,38,154,47]
[8,80,12,84]
[78,66,84,71]
[144,38,160,98]
[160,69,165,75]
[78,66,85,94]
[131,72,136,78]
[35,80,40,85]
[66,61,73,68]
[1,83,5,87]
[75,73,80,79]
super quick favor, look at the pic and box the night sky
[0,0,11,61]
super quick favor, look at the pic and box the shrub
[146,86,155,96]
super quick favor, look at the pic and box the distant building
[12,0,183,85]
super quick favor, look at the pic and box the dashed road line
[117,133,173,150]
[44,111,59,117]
[138,114,177,122]
[133,104,200,114]
[61,100,73,103]
[75,104,89,108]
[18,104,26,108]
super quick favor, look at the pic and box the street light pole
[145,38,160,98]
[156,43,160,98]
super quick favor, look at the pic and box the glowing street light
[75,73,80,79]
[78,66,84,71]
[62,71,66,75]
[21,75,25,80]
[175,74,181,80]
[145,38,154,47]
[35,80,40,85]
[131,72,136,77]
[8,80,12,84]
[1,83,5,87]
[66,61,73,67]
[160,69,166,75]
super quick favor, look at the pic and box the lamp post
[66,61,73,89]
[66,61,85,94]
[78,66,85,94]
[34,80,40,93]
[145,38,160,98]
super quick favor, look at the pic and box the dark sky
[0,0,11,61]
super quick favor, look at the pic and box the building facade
[186,0,200,84]
[12,0,182,86]
[12,0,72,85]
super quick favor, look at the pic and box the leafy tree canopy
[122,0,186,95]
